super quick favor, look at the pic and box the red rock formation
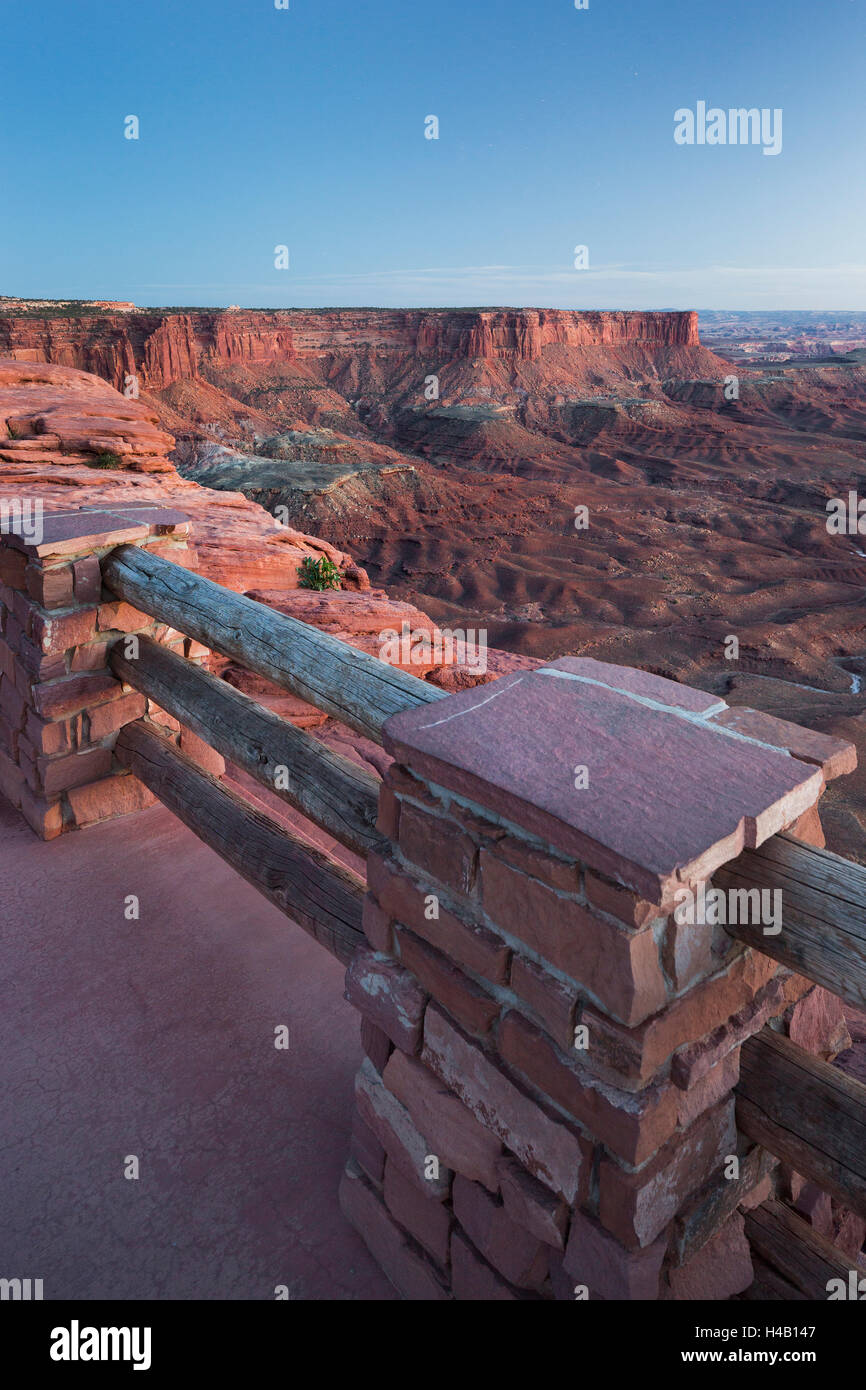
[0,308,699,391]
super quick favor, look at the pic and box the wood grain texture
[737,1028,866,1217]
[744,1201,856,1300]
[115,718,366,965]
[673,1145,778,1266]
[102,543,446,743]
[716,831,866,1009]
[111,634,386,860]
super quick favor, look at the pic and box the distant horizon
[3,296,866,318]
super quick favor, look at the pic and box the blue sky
[2,0,864,309]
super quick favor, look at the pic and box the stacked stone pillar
[0,505,223,838]
[340,657,856,1299]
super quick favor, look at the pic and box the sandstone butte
[0,359,536,724]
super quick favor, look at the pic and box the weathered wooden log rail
[103,543,445,744]
[737,1028,866,1218]
[97,540,866,1299]
[111,634,385,861]
[115,719,366,965]
[716,832,866,1011]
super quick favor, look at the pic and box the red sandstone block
[368,852,510,984]
[345,947,428,1054]
[481,851,667,1026]
[350,1114,386,1186]
[33,673,122,720]
[385,659,826,907]
[399,802,478,897]
[384,1159,452,1266]
[361,894,393,953]
[4,511,150,558]
[599,1099,737,1249]
[422,1005,589,1203]
[496,1156,569,1250]
[19,782,63,839]
[24,710,78,756]
[360,1017,393,1074]
[564,1208,667,1300]
[72,557,103,605]
[0,712,18,759]
[383,1048,502,1191]
[12,588,34,634]
[584,869,661,930]
[452,1175,549,1289]
[488,832,580,894]
[0,747,24,808]
[662,915,714,994]
[0,548,27,590]
[97,601,153,633]
[18,744,37,791]
[184,638,211,659]
[791,1181,833,1238]
[0,674,26,729]
[450,1229,524,1301]
[66,772,155,828]
[383,759,443,808]
[146,703,181,732]
[677,1047,740,1128]
[709,706,857,783]
[376,784,400,840]
[670,970,799,1091]
[510,955,579,1051]
[787,986,851,1060]
[787,804,825,849]
[38,746,112,796]
[70,640,113,672]
[30,605,98,656]
[3,612,22,652]
[583,949,779,1089]
[498,1009,678,1167]
[88,691,147,741]
[338,1164,450,1301]
[25,563,74,610]
[354,1057,452,1198]
[664,1211,752,1300]
[179,726,226,777]
[396,929,499,1037]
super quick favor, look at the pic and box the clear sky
[3,0,864,310]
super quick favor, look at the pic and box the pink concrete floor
[0,794,395,1300]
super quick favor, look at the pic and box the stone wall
[0,505,223,838]
[339,658,856,1299]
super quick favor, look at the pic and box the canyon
[1,302,865,862]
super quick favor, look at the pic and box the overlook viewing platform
[2,498,866,1301]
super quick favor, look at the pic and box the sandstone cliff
[0,307,700,392]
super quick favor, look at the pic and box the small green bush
[297,556,342,591]
[91,450,124,470]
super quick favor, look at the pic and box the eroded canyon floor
[2,305,865,859]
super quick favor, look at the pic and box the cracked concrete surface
[0,795,395,1300]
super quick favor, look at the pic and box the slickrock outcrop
[0,361,368,594]
[0,361,175,472]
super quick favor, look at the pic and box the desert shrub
[91,451,124,470]
[297,556,342,591]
